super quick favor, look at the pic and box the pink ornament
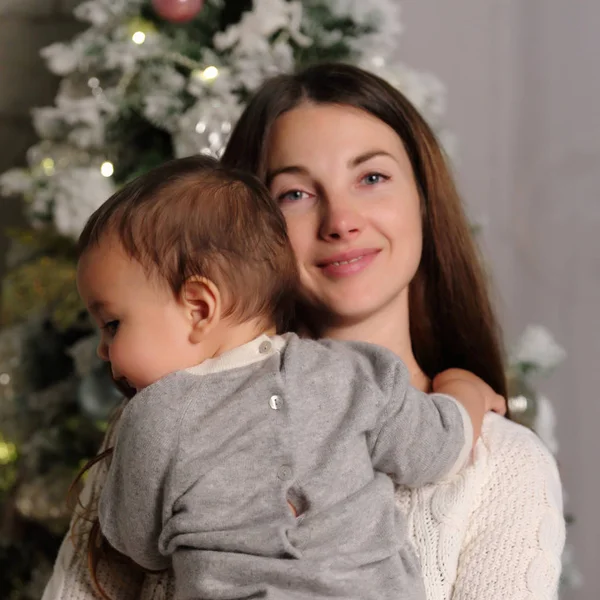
[152,0,204,23]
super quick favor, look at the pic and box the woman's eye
[103,320,120,336]
[361,173,389,186]
[277,189,310,203]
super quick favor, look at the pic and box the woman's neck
[321,302,431,392]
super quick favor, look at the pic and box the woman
[43,63,564,600]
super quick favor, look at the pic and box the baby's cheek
[135,343,183,387]
[111,340,146,381]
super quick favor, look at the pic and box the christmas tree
[0,0,578,596]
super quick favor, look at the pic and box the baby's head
[76,155,298,393]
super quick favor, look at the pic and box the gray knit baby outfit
[99,333,471,600]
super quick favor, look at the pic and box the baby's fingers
[489,393,507,416]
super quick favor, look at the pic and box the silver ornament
[507,373,538,429]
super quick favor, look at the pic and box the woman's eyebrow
[349,150,396,168]
[266,164,308,186]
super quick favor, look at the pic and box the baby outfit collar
[184,333,290,377]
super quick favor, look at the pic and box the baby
[76,155,502,600]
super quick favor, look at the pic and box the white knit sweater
[42,412,565,600]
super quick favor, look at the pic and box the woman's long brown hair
[222,62,508,399]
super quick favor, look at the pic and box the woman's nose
[318,196,365,242]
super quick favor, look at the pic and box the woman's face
[266,102,423,326]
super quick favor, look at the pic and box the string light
[100,161,114,177]
[508,395,529,413]
[200,66,219,81]
[132,30,146,45]
[0,439,17,465]
[127,17,156,45]
[41,158,55,176]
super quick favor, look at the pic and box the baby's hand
[433,368,506,416]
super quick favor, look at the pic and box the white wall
[395,1,600,598]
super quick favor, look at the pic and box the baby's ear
[180,277,222,342]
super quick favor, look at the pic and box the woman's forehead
[267,103,407,169]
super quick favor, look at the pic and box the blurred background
[0,0,597,598]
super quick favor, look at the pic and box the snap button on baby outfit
[277,465,292,481]
[259,340,272,354]
[269,395,282,410]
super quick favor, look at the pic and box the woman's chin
[316,285,408,330]
[298,277,407,331]
[323,297,386,326]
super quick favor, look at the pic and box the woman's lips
[317,248,380,277]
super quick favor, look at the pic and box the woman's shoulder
[477,412,562,504]
[451,415,565,599]
[480,411,557,462]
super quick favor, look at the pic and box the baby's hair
[78,154,298,331]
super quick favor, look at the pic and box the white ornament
[0,169,33,197]
[52,168,115,238]
[512,325,566,373]
[40,43,78,76]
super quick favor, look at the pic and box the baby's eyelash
[277,190,312,203]
[102,320,119,335]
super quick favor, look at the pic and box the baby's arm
[98,376,184,571]
[365,356,472,488]
[432,368,506,447]
[367,357,503,486]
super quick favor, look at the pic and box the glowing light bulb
[41,158,55,176]
[201,66,219,81]
[100,161,114,177]
[132,31,146,44]
[127,17,156,45]
[0,439,17,464]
